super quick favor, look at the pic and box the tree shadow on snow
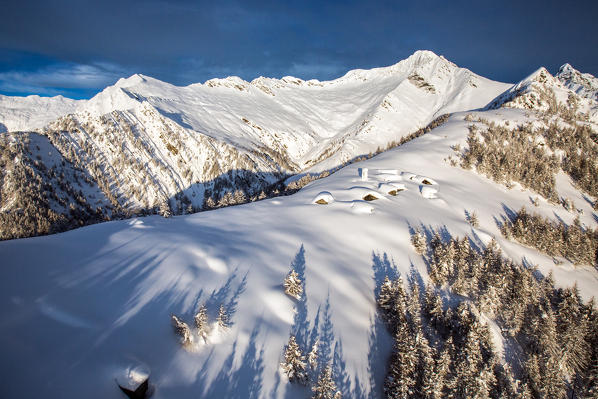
[371,251,399,299]
[203,268,248,327]
[368,252,399,399]
[289,245,310,349]
[198,325,265,399]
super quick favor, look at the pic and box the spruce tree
[424,284,443,331]
[194,304,209,343]
[217,304,229,330]
[160,200,171,218]
[171,315,193,347]
[284,269,303,299]
[281,335,307,384]
[377,276,396,317]
[312,365,340,399]
[204,196,216,209]
[308,340,319,371]
[385,321,417,398]
[411,228,426,255]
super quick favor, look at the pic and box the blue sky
[1,0,597,99]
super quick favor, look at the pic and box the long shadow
[368,253,398,399]
[289,245,310,350]
[501,203,518,221]
[195,324,265,398]
[226,326,265,399]
[332,340,351,398]
[206,271,237,307]
[319,293,335,371]
[199,268,248,327]
[224,272,248,328]
[371,251,399,298]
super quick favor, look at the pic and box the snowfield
[0,94,82,132]
[0,51,512,218]
[0,109,596,398]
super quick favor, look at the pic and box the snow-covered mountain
[0,51,512,239]
[557,63,598,101]
[0,94,82,132]
[0,51,597,398]
[486,64,598,123]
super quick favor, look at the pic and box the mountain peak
[556,63,598,101]
[114,73,149,88]
[408,49,440,60]
[558,63,576,75]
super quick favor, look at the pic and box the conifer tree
[159,199,171,218]
[468,210,479,227]
[385,321,417,398]
[556,286,589,376]
[217,304,229,330]
[284,269,303,299]
[194,304,209,343]
[377,276,396,317]
[204,196,216,209]
[411,228,426,255]
[431,340,451,399]
[312,365,340,399]
[407,282,422,330]
[415,332,436,399]
[308,340,319,370]
[171,315,193,347]
[281,335,307,384]
[424,284,443,331]
[233,189,246,204]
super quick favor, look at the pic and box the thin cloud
[0,62,127,96]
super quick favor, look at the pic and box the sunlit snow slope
[0,94,82,132]
[0,109,596,398]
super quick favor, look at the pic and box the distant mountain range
[0,50,596,239]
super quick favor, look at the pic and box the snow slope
[0,51,511,223]
[0,94,82,132]
[0,109,596,399]
[72,50,509,173]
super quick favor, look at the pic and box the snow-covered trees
[312,366,341,399]
[410,228,426,255]
[284,269,303,299]
[380,228,598,398]
[159,199,171,218]
[194,304,209,343]
[171,315,193,347]
[217,304,229,330]
[385,321,417,398]
[308,340,319,371]
[460,122,560,202]
[502,207,597,266]
[281,335,307,384]
[466,210,479,227]
[171,302,236,348]
[459,119,598,206]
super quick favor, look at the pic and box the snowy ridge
[0,51,511,219]
[485,65,598,123]
[557,63,598,101]
[0,94,82,132]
